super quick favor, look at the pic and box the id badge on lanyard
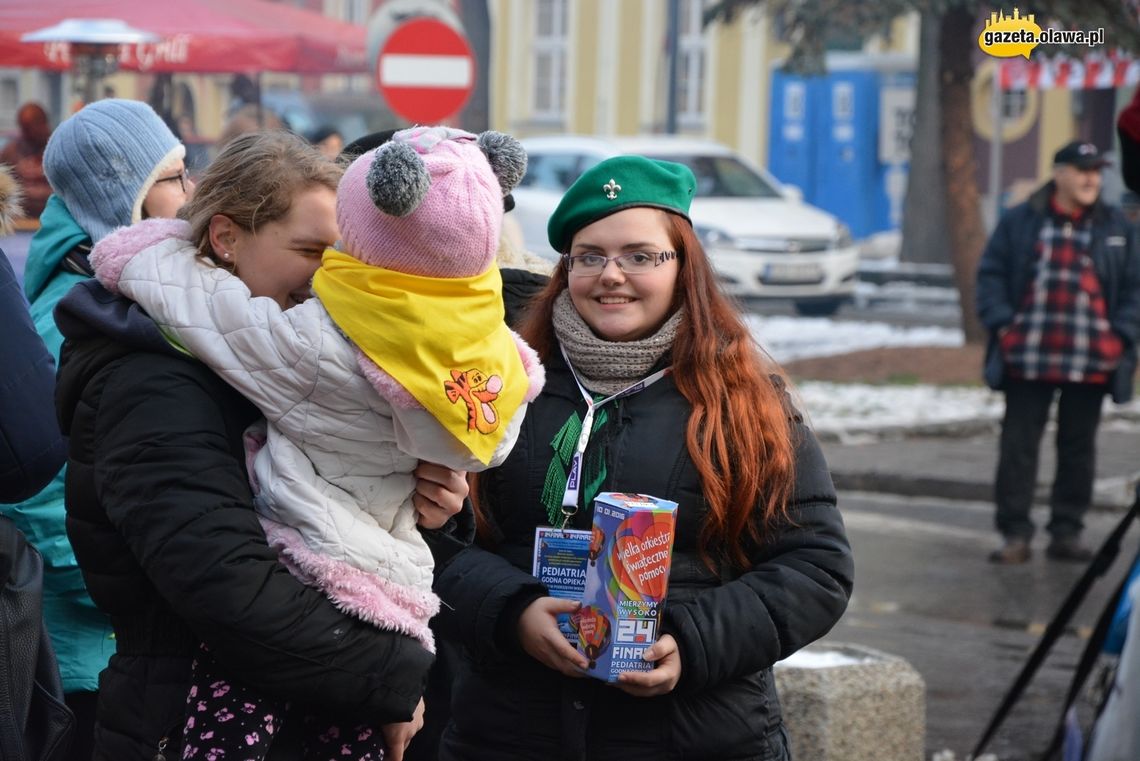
[556,346,671,528]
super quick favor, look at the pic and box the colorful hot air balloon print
[571,605,612,669]
[588,525,605,566]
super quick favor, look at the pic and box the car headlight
[695,225,737,250]
[833,223,852,249]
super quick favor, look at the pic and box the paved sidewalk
[821,418,1140,511]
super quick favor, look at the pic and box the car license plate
[762,262,823,284]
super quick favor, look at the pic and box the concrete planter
[773,642,926,761]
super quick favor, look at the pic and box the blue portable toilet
[812,70,878,237]
[768,53,916,240]
[768,71,818,199]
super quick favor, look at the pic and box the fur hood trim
[0,165,24,235]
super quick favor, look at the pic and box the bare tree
[899,12,948,267]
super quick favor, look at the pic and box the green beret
[546,155,696,253]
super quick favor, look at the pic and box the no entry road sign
[377,18,474,123]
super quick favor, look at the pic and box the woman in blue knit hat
[434,154,854,761]
[1,98,192,761]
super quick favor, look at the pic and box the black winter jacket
[975,182,1140,403]
[53,281,434,761]
[435,352,853,761]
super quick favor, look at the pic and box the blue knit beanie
[43,99,183,243]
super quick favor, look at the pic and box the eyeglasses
[562,250,678,277]
[155,168,189,194]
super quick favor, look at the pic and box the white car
[513,135,859,316]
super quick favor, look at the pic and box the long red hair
[495,211,796,570]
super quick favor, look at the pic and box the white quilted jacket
[91,219,542,649]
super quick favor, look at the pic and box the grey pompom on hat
[367,142,430,217]
[43,99,183,243]
[477,131,527,196]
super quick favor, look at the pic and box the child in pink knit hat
[89,127,543,760]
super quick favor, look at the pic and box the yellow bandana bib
[312,249,527,465]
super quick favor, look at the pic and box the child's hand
[381,697,425,761]
[615,634,682,697]
[518,597,589,677]
[412,461,468,529]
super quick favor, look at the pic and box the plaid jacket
[977,182,1140,403]
[1001,203,1123,384]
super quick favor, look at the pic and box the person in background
[0,103,53,224]
[434,155,853,760]
[0,164,65,503]
[308,124,344,161]
[496,212,554,328]
[341,128,399,162]
[977,140,1140,565]
[216,105,286,151]
[175,114,210,174]
[1118,86,1140,195]
[1,98,191,761]
[1083,93,1140,761]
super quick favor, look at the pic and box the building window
[323,0,368,24]
[345,0,368,24]
[1001,89,1028,123]
[533,0,567,120]
[677,0,707,125]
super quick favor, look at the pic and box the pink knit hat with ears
[336,126,527,278]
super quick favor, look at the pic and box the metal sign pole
[989,63,1004,229]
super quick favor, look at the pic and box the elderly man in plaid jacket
[977,140,1140,565]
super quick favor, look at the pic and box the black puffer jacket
[53,281,434,761]
[435,351,853,761]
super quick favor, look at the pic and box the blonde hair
[179,130,343,265]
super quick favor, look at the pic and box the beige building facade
[487,0,781,167]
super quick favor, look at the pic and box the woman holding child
[54,131,470,761]
[434,155,854,760]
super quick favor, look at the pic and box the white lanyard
[558,345,671,526]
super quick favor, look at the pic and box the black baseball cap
[1053,140,1110,170]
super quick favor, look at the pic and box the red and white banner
[999,52,1140,90]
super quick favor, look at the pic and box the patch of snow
[744,314,1140,433]
[746,314,963,363]
[796,381,1005,434]
[776,649,869,669]
[857,230,901,261]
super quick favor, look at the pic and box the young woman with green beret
[434,155,853,760]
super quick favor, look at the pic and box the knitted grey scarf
[552,290,682,395]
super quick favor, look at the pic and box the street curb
[831,472,991,504]
[814,408,1140,444]
[814,418,1000,444]
[830,470,1140,512]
